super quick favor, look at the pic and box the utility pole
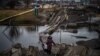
[60,29,61,44]
[34,1,38,16]
[60,0,62,8]
[44,0,46,4]
[88,13,93,31]
[59,28,62,44]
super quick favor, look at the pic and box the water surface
[0,26,99,52]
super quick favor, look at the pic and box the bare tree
[24,0,33,8]
[7,0,17,9]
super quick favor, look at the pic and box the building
[80,0,90,5]
[89,0,100,6]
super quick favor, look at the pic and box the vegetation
[0,0,34,9]
[14,12,42,25]
[0,9,31,19]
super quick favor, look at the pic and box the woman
[46,36,55,54]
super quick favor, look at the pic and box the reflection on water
[0,26,99,52]
[9,26,20,38]
[26,26,37,32]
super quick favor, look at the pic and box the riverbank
[0,9,31,20]
[1,42,100,56]
[0,43,86,56]
[0,9,47,25]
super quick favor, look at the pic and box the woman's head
[48,36,52,39]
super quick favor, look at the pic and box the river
[0,26,99,52]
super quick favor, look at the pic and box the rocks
[26,46,38,56]
[57,44,69,56]
[2,43,100,56]
[51,44,60,55]
[13,43,22,49]
[11,48,22,56]
[51,43,68,56]
[11,43,22,56]
[87,48,100,56]
[64,46,88,56]
[8,43,39,56]
[77,39,100,49]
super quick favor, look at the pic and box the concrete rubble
[1,43,100,56]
